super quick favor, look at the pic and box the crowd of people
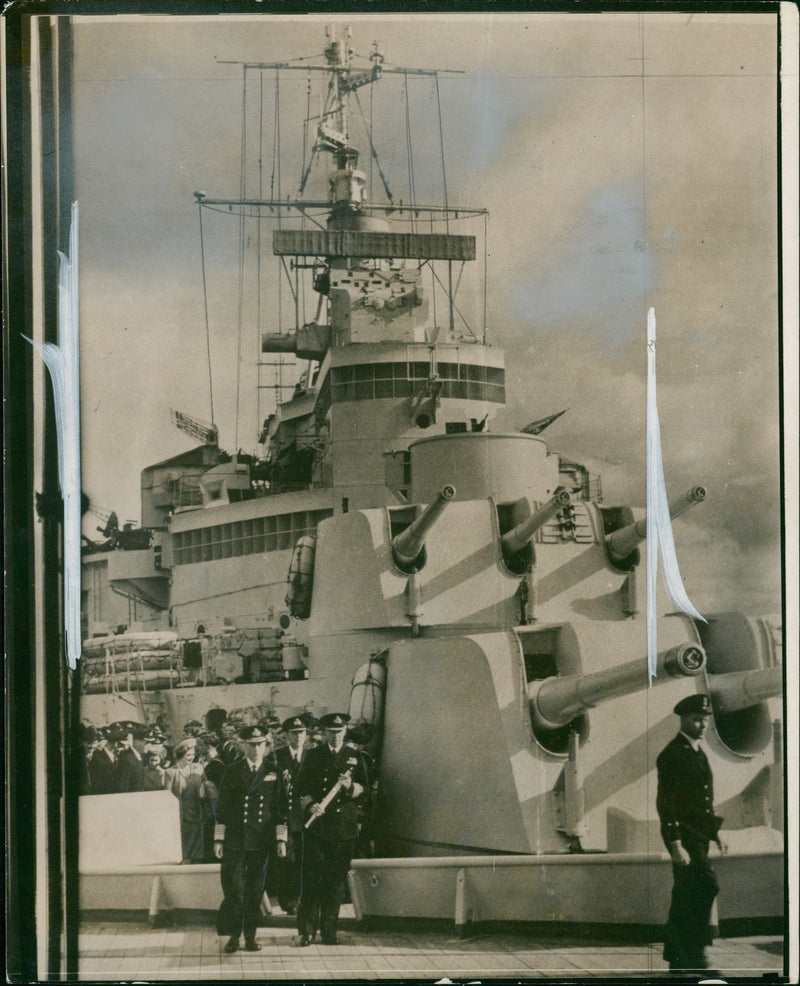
[79,710,376,889]
[80,708,374,947]
[80,693,723,966]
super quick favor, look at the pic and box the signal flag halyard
[646,308,706,684]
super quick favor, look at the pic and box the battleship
[78,24,785,932]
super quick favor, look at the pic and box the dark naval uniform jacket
[214,756,286,850]
[115,747,144,793]
[656,732,722,851]
[274,745,307,834]
[295,741,368,942]
[214,754,287,941]
[88,747,116,795]
[297,742,367,840]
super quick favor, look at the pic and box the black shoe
[244,938,261,952]
[298,935,313,947]
[223,936,239,954]
[321,935,339,945]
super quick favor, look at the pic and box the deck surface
[78,914,785,981]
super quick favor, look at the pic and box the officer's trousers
[217,848,269,940]
[297,832,355,941]
[276,830,303,912]
[663,841,719,970]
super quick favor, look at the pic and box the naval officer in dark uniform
[213,725,287,953]
[296,712,368,945]
[111,722,145,793]
[656,693,723,974]
[273,715,309,914]
[88,727,116,795]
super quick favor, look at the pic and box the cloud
[72,14,784,616]
[510,184,657,346]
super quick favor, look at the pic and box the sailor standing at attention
[213,725,287,954]
[296,712,368,946]
[656,694,723,975]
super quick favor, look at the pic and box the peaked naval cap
[282,715,308,732]
[238,724,269,743]
[319,713,350,730]
[673,694,711,716]
[108,720,147,741]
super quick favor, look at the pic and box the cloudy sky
[72,11,786,616]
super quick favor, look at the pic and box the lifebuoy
[285,534,316,619]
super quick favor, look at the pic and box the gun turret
[528,642,706,732]
[392,485,456,571]
[605,485,706,565]
[708,666,783,714]
[500,489,572,557]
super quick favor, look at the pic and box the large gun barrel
[501,489,572,556]
[708,666,783,714]
[392,485,456,569]
[605,485,707,564]
[528,642,706,731]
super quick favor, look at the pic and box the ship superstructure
[82,25,509,718]
[80,25,783,926]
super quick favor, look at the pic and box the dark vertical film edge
[776,8,790,975]
[4,4,37,983]
[38,14,64,979]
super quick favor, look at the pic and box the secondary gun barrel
[605,485,707,564]
[708,666,783,714]
[528,642,706,731]
[392,484,456,568]
[500,489,572,556]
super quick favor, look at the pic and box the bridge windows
[328,361,505,404]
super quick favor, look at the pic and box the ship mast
[314,27,376,225]
[198,26,496,492]
[205,29,483,224]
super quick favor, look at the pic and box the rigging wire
[257,70,264,432]
[235,64,248,451]
[274,69,283,226]
[428,262,476,339]
[434,73,454,336]
[271,69,284,401]
[275,69,284,398]
[429,212,437,331]
[403,74,417,233]
[302,71,311,194]
[434,75,450,228]
[353,90,394,206]
[483,211,488,344]
[369,81,373,200]
[197,203,216,426]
